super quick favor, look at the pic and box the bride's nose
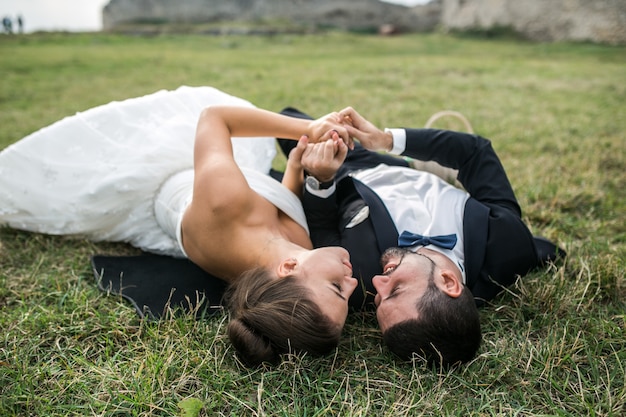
[344,275,358,294]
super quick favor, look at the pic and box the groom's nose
[372,274,390,292]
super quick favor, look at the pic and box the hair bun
[227,317,278,366]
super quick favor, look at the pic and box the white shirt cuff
[384,128,406,155]
[305,182,336,198]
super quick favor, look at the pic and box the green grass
[1,31,624,416]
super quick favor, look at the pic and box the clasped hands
[289,107,395,182]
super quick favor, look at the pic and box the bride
[0,86,358,366]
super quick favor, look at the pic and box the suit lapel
[462,197,489,288]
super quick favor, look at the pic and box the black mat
[91,236,565,319]
[91,253,227,319]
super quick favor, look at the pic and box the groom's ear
[277,257,298,278]
[436,269,463,298]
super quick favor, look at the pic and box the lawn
[0,31,624,416]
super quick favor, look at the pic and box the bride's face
[293,247,358,326]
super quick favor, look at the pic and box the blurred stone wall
[441,0,626,44]
[102,0,439,33]
[102,0,625,44]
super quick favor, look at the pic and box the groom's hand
[301,132,347,182]
[339,107,393,152]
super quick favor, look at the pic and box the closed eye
[385,286,400,301]
[330,285,346,300]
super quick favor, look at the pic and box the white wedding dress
[0,86,307,257]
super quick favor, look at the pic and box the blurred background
[0,0,428,33]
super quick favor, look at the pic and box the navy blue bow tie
[397,231,457,250]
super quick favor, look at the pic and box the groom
[279,106,565,367]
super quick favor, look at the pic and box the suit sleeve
[399,128,540,304]
[301,189,342,248]
[401,128,521,216]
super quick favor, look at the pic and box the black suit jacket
[302,129,540,310]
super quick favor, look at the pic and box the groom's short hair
[382,281,481,367]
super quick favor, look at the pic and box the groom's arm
[276,106,347,248]
[299,136,349,247]
[339,106,521,215]
[302,186,343,247]
[397,128,521,216]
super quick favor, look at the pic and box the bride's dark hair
[225,267,341,367]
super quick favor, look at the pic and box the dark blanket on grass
[91,238,564,319]
[92,253,227,319]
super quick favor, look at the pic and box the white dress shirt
[307,128,470,282]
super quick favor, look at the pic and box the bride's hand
[285,135,308,172]
[306,112,354,150]
[282,135,309,197]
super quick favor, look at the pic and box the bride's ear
[277,257,298,278]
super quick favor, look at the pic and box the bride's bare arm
[195,106,349,148]
[281,136,308,198]
[189,107,346,217]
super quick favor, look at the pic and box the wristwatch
[305,176,334,190]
